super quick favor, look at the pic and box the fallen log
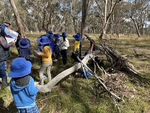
[36,53,94,93]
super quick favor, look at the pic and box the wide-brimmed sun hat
[38,36,50,46]
[62,32,67,38]
[19,38,31,49]
[47,31,54,39]
[74,34,81,41]
[54,34,61,39]
[9,57,32,78]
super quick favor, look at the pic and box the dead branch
[85,34,139,76]
[77,56,123,101]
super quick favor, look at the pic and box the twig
[77,56,123,101]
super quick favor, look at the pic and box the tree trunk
[9,0,24,37]
[103,0,108,36]
[80,0,89,57]
[130,17,141,37]
[99,0,122,39]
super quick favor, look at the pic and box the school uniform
[37,37,53,85]
[59,33,70,65]
[19,38,32,61]
[9,58,40,113]
[0,36,11,87]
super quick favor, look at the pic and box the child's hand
[34,50,42,56]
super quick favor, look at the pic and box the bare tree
[99,0,122,39]
[9,0,24,36]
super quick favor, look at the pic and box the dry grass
[1,34,150,113]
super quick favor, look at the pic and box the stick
[77,56,123,101]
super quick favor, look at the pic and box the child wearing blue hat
[35,36,53,85]
[18,38,32,61]
[73,33,81,54]
[0,23,16,88]
[53,34,61,60]
[46,32,56,55]
[9,57,40,113]
[59,32,70,65]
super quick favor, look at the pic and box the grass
[0,34,150,113]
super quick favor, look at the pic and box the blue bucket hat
[19,38,31,49]
[9,57,32,78]
[47,31,54,39]
[74,34,81,41]
[39,36,50,46]
[62,32,67,38]
[54,34,61,40]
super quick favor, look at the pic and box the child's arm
[28,77,39,96]
[38,47,51,58]
[34,50,44,56]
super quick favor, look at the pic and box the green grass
[1,34,150,113]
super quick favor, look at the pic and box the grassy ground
[0,34,150,113]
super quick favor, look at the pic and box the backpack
[0,36,10,62]
[0,24,7,37]
[18,38,32,59]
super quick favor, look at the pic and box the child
[71,34,81,61]
[59,32,70,65]
[35,37,53,85]
[0,23,17,87]
[47,32,55,56]
[73,34,81,54]
[53,34,61,60]
[18,38,32,61]
[9,57,40,113]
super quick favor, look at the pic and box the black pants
[61,49,67,65]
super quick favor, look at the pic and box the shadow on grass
[70,78,93,113]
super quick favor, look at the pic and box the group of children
[0,23,39,113]
[0,22,83,113]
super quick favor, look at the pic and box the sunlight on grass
[1,34,150,113]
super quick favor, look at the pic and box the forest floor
[0,34,150,113]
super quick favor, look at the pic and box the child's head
[62,32,67,41]
[39,36,50,46]
[19,38,31,49]
[9,57,32,79]
[74,34,81,41]
[62,32,67,38]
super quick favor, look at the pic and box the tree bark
[80,0,89,57]
[99,0,122,39]
[103,0,108,36]
[130,17,141,37]
[9,0,25,37]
